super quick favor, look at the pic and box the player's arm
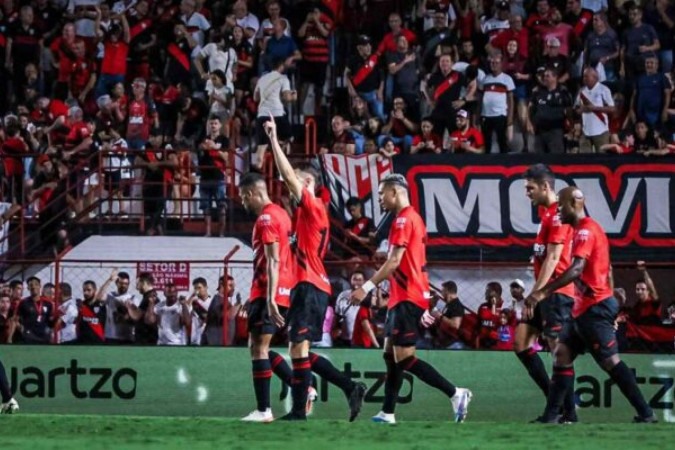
[530,242,564,293]
[350,246,406,304]
[440,315,462,332]
[361,317,380,349]
[529,256,586,303]
[264,241,285,327]
[264,116,304,201]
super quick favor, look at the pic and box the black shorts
[299,61,327,88]
[286,282,329,343]
[256,115,292,145]
[247,298,289,336]
[384,301,425,347]
[561,297,619,363]
[104,170,124,192]
[521,293,573,339]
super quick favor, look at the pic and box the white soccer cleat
[0,398,19,414]
[451,388,472,423]
[241,408,274,423]
[371,411,396,424]
[306,386,318,415]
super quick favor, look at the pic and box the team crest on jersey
[575,229,590,241]
[552,213,562,226]
[259,214,271,225]
[395,217,407,229]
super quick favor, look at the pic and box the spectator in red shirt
[630,261,663,325]
[448,109,485,153]
[68,39,97,110]
[381,96,417,151]
[489,13,529,59]
[376,12,416,56]
[351,297,379,348]
[126,78,158,151]
[475,281,503,349]
[94,10,130,99]
[410,117,442,154]
[127,0,156,82]
[1,117,28,203]
[343,197,375,256]
[379,137,402,157]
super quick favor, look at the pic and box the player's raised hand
[267,300,285,328]
[350,287,367,305]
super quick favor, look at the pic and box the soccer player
[77,280,107,345]
[264,117,367,422]
[238,171,297,422]
[351,174,472,424]
[516,164,576,421]
[526,187,656,423]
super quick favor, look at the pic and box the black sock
[269,351,292,385]
[309,352,354,395]
[398,356,457,399]
[563,368,577,418]
[291,357,311,416]
[543,365,574,420]
[0,359,11,403]
[382,353,402,414]
[609,361,653,418]
[516,348,550,397]
[252,359,272,412]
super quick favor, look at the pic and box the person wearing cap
[538,37,571,83]
[448,109,485,153]
[509,279,526,321]
[480,0,511,42]
[621,3,660,81]
[345,34,385,120]
[527,68,572,154]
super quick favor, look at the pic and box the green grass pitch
[1,415,671,449]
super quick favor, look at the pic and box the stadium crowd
[0,261,672,349]
[1,0,675,251]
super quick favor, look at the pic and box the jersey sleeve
[547,214,571,245]
[258,212,280,245]
[572,226,596,260]
[389,213,413,248]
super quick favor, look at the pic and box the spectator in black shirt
[386,35,421,119]
[0,293,12,343]
[527,69,573,154]
[127,272,158,345]
[424,53,466,138]
[632,121,662,153]
[345,34,385,120]
[434,280,466,349]
[539,37,570,84]
[343,197,375,257]
[77,280,106,344]
[421,8,457,74]
[15,276,54,344]
[5,6,42,104]
[137,135,175,236]
[198,116,229,237]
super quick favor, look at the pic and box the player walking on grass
[264,117,367,422]
[527,187,656,423]
[0,356,19,413]
[516,164,576,422]
[351,174,472,424]
[238,171,305,423]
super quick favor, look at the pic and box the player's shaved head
[557,186,586,225]
[239,172,270,215]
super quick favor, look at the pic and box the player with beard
[77,280,106,344]
[264,117,366,422]
[351,174,472,424]
[516,164,576,422]
[527,187,656,423]
[97,270,137,344]
[238,171,299,422]
[127,272,158,344]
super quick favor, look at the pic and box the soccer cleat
[348,382,367,422]
[0,398,19,414]
[279,411,307,421]
[531,414,562,424]
[241,408,274,423]
[559,413,579,424]
[371,411,396,424]
[633,415,658,423]
[451,388,473,423]
[306,386,318,415]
